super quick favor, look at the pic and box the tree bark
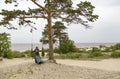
[31,0,55,62]
[47,12,54,60]
[59,35,62,55]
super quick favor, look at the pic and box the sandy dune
[57,59,120,72]
[0,58,120,79]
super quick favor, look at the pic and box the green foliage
[4,50,13,59]
[40,21,68,44]
[61,53,82,59]
[61,39,77,53]
[54,47,59,53]
[1,0,98,60]
[45,0,98,26]
[109,45,116,52]
[52,21,68,54]
[1,0,98,29]
[79,48,87,53]
[42,48,49,52]
[12,51,25,58]
[4,50,33,59]
[22,50,32,58]
[88,47,103,58]
[58,43,120,59]
[111,52,120,58]
[91,47,101,52]
[113,43,120,50]
[3,50,23,59]
[102,43,120,52]
[41,21,68,54]
[101,43,120,52]
[40,24,57,44]
[103,47,112,52]
[0,33,11,57]
[54,38,78,54]
[88,52,103,58]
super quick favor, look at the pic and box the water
[11,43,116,51]
[75,43,116,48]
[11,43,48,51]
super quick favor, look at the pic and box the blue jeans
[35,55,43,64]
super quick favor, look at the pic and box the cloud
[110,0,120,6]
[86,0,120,7]
[1,0,120,43]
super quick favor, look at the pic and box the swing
[30,29,43,64]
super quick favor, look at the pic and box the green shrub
[54,47,59,53]
[61,53,82,59]
[3,50,24,59]
[103,47,112,52]
[87,47,103,58]
[91,47,101,52]
[5,50,14,59]
[79,48,87,53]
[43,48,49,52]
[88,52,103,58]
[0,33,11,57]
[2,50,34,59]
[111,52,120,58]
[22,50,32,57]
[114,43,120,50]
[12,51,25,58]
[61,39,77,53]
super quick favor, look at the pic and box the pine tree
[41,21,68,54]
[0,0,98,61]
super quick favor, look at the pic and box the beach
[0,58,120,79]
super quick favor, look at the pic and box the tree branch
[31,0,49,13]
[18,15,47,19]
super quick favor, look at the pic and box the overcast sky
[0,0,120,43]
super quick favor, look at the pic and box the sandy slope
[57,59,120,72]
[0,58,120,79]
[0,58,34,68]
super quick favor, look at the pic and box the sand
[0,58,120,79]
[57,59,120,72]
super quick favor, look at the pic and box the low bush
[111,52,120,58]
[61,53,82,59]
[2,50,23,59]
[91,47,101,52]
[5,50,14,59]
[4,50,33,59]
[22,50,32,58]
[60,39,77,54]
[54,47,59,53]
[43,48,49,52]
[88,52,103,58]
[12,51,25,58]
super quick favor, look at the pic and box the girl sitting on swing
[33,46,43,64]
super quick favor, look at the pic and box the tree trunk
[47,12,54,60]
[59,36,62,55]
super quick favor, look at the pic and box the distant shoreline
[11,43,117,51]
[75,43,116,48]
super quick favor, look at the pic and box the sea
[11,43,117,51]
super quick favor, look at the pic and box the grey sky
[0,0,120,43]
